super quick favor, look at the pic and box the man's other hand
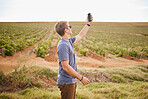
[81,76,90,85]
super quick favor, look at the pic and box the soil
[34,77,57,89]
[87,50,105,62]
[79,71,114,83]
[0,44,148,93]
[1,46,148,74]
[44,47,58,62]
[136,33,148,36]
[123,55,144,62]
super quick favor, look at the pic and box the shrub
[35,30,53,58]
[129,49,139,58]
[11,66,33,88]
[4,44,16,56]
[79,48,87,56]
[34,68,58,80]
[0,71,5,85]
[32,81,43,88]
[0,92,23,99]
[110,74,126,83]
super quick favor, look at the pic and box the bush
[34,68,58,80]
[4,44,16,56]
[32,81,43,88]
[11,66,33,88]
[0,71,5,85]
[79,48,87,56]
[98,49,106,56]
[35,30,53,58]
[0,92,23,99]
[129,49,140,58]
[110,74,126,83]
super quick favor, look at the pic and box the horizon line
[0,21,148,23]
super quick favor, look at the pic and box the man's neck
[61,36,69,41]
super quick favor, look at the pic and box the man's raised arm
[74,14,93,43]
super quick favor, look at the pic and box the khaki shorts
[58,83,77,99]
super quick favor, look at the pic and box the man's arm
[74,15,93,43]
[61,60,90,85]
[74,25,90,43]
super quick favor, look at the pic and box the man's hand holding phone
[87,13,93,25]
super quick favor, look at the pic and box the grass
[105,64,148,82]
[0,64,148,99]
[17,87,60,99]
[0,87,60,99]
[0,65,58,92]
[0,81,147,99]
[77,81,148,99]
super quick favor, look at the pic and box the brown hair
[54,21,68,36]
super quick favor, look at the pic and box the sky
[0,0,148,22]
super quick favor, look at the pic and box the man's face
[65,23,72,35]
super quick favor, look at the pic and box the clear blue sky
[0,0,148,22]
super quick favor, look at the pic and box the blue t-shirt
[57,37,77,85]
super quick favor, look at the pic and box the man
[55,14,93,99]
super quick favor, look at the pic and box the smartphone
[88,13,91,22]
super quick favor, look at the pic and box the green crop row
[35,29,54,58]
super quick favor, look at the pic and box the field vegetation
[71,22,148,58]
[0,64,148,99]
[0,22,54,56]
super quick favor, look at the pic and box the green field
[71,22,148,58]
[0,22,148,58]
[0,22,54,56]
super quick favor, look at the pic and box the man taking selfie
[55,14,93,99]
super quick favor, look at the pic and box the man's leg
[58,83,76,99]
[73,83,77,99]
